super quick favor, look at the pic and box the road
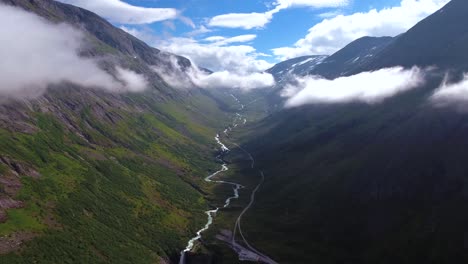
[230,143,277,264]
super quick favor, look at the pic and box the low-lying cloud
[153,56,275,91]
[282,67,424,107]
[0,4,147,99]
[431,74,468,107]
[114,67,148,92]
[190,71,275,90]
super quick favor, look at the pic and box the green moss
[0,207,46,236]
[0,86,242,263]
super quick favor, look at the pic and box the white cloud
[191,71,275,90]
[431,75,468,107]
[283,67,424,107]
[274,0,349,9]
[0,4,147,99]
[57,0,178,24]
[153,56,275,91]
[121,26,273,87]
[179,15,196,29]
[203,34,257,45]
[115,67,148,92]
[157,37,273,73]
[120,25,160,43]
[186,26,212,37]
[208,11,276,30]
[273,0,449,60]
[120,25,271,74]
[208,0,348,29]
[317,10,342,18]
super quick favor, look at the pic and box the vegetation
[0,91,234,263]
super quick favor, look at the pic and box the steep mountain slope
[267,55,328,83]
[2,0,192,98]
[311,36,394,78]
[232,0,468,263]
[0,0,237,263]
[263,37,394,110]
[267,36,393,83]
[356,0,468,73]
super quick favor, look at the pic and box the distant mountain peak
[267,55,328,83]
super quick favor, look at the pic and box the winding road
[179,95,276,264]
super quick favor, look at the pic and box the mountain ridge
[230,0,468,263]
[0,1,241,263]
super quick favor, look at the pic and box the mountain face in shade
[235,1,468,263]
[267,37,393,83]
[311,0,468,77]
[267,55,328,82]
[270,0,468,81]
[310,36,394,78]
[261,37,394,109]
[358,0,468,73]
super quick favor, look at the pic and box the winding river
[179,95,276,264]
[179,133,243,264]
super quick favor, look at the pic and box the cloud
[203,34,257,45]
[120,25,271,74]
[120,25,160,43]
[0,4,147,99]
[274,0,349,9]
[208,11,276,30]
[57,0,178,24]
[282,67,424,107]
[208,0,348,29]
[191,71,275,90]
[186,26,212,37]
[114,67,148,92]
[272,0,449,60]
[122,27,272,87]
[153,56,275,91]
[431,75,468,107]
[157,36,273,73]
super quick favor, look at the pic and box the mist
[282,67,424,107]
[189,70,275,90]
[0,4,147,99]
[153,55,275,91]
[431,74,468,107]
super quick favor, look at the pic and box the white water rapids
[179,134,243,264]
[179,94,276,264]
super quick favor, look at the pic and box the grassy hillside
[0,85,239,263]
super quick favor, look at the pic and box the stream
[179,95,276,264]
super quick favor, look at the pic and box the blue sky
[122,0,400,54]
[58,0,449,73]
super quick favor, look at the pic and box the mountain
[267,36,393,83]
[263,37,394,109]
[358,0,468,73]
[228,0,468,263]
[270,0,468,81]
[311,36,394,78]
[267,55,328,82]
[0,0,238,263]
[3,0,468,263]
[2,0,194,98]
